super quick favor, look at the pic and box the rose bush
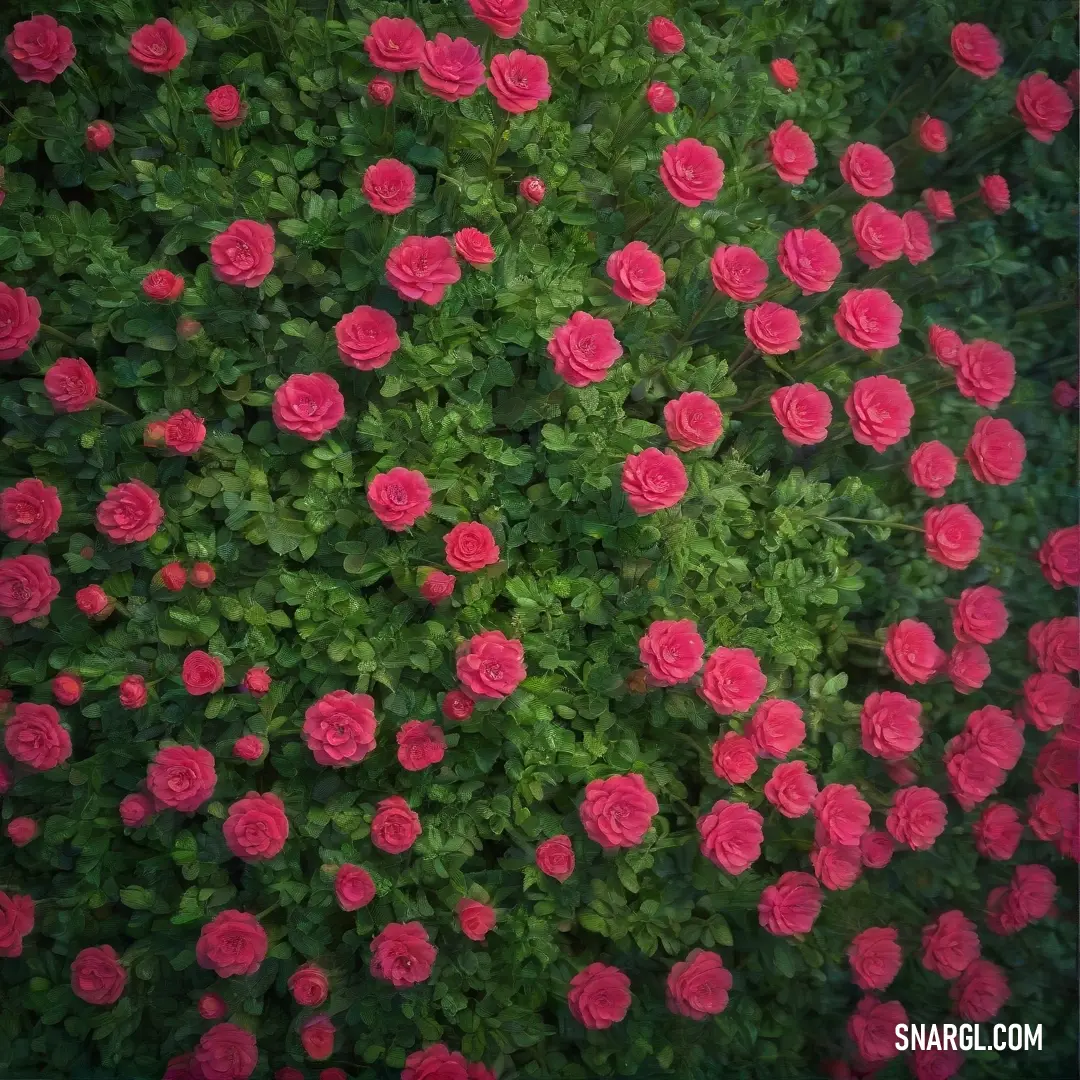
[0,0,1076,1078]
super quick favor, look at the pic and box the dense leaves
[0,0,1076,1078]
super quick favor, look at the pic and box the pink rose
[182,650,224,696]
[776,229,841,295]
[96,479,163,544]
[119,793,154,828]
[367,467,432,531]
[923,188,955,222]
[456,629,526,698]
[663,392,722,450]
[163,410,205,454]
[907,441,957,498]
[7,817,37,847]
[0,478,61,543]
[242,667,271,695]
[142,269,184,302]
[0,890,34,958]
[487,50,551,113]
[915,115,949,152]
[945,742,1004,811]
[923,503,983,570]
[956,339,1016,407]
[567,962,631,1028]
[1029,617,1079,674]
[666,950,731,1020]
[946,643,990,694]
[711,731,758,785]
[0,554,59,623]
[454,228,496,268]
[303,690,377,767]
[758,871,821,935]
[647,15,683,53]
[288,963,329,1006]
[887,786,947,851]
[902,210,934,264]
[746,698,804,759]
[770,383,831,445]
[965,416,1025,485]
[1008,864,1057,922]
[860,690,922,761]
[860,830,895,869]
[363,158,415,214]
[838,143,894,197]
[209,220,275,287]
[884,619,945,685]
[147,745,215,812]
[5,702,71,770]
[396,719,446,771]
[845,375,914,452]
[579,773,658,849]
[118,674,147,708]
[386,235,461,304]
[951,584,1007,643]
[519,176,545,204]
[334,864,375,910]
[419,34,485,101]
[0,283,40,361]
[814,783,870,846]
[1034,738,1078,791]
[1023,672,1079,732]
[701,646,766,715]
[4,15,76,83]
[951,959,1010,1022]
[205,85,247,128]
[194,1024,257,1080]
[607,241,665,305]
[232,734,265,761]
[646,81,677,113]
[638,619,704,685]
[659,139,724,206]
[402,1045,469,1080]
[950,23,1002,78]
[697,799,764,874]
[85,120,114,152]
[743,302,801,354]
[812,842,863,891]
[768,121,816,184]
[420,569,456,604]
[535,834,575,882]
[224,792,289,862]
[966,704,1023,770]
[929,325,963,368]
[444,522,500,572]
[547,310,623,386]
[364,17,424,71]
[468,0,528,38]
[456,897,496,941]
[621,448,688,514]
[371,794,422,853]
[980,174,1010,213]
[370,921,436,986]
[847,995,907,1064]
[128,19,186,75]
[71,945,127,1005]
[196,910,267,978]
[763,760,817,818]
[1038,525,1080,589]
[770,59,798,90]
[272,372,344,440]
[834,289,903,351]
[848,927,902,990]
[368,76,394,106]
[973,803,1022,861]
[921,910,980,979]
[198,993,227,1020]
[1016,73,1074,143]
[44,356,97,412]
[710,244,768,301]
[852,201,905,267]
[49,670,82,705]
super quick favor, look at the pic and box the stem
[847,636,883,649]
[39,324,78,347]
[93,398,131,417]
[817,515,924,534]
[728,343,757,378]
[676,291,722,347]
[489,111,509,172]
[255,902,281,920]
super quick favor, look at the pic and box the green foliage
[0,0,1076,1078]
